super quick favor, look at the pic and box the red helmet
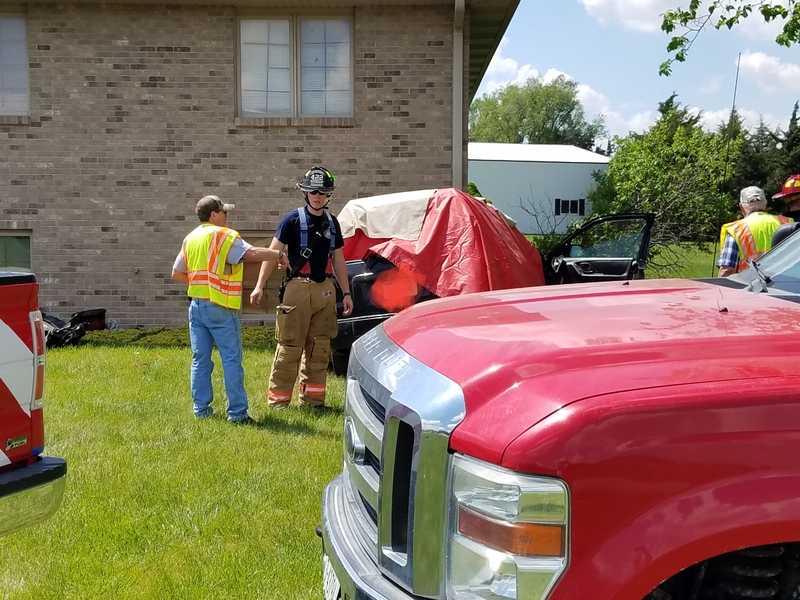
[773,174,800,200]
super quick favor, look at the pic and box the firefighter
[717,186,792,277]
[250,167,353,409]
[774,174,800,221]
[171,195,285,423]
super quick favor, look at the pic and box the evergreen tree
[783,101,800,177]
[730,119,779,205]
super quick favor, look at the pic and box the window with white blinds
[0,16,29,116]
[239,17,352,118]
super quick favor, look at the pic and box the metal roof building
[468,142,610,234]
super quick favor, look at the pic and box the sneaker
[228,416,256,425]
[194,408,214,419]
[269,402,289,410]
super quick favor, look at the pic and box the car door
[544,213,655,285]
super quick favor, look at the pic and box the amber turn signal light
[458,506,565,558]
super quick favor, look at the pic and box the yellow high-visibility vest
[719,212,792,272]
[181,224,244,310]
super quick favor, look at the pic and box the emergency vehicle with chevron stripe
[0,271,66,536]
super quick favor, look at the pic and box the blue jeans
[188,299,249,421]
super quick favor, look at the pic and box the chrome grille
[342,325,465,599]
[361,385,386,423]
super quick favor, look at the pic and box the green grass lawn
[0,333,344,599]
[526,234,719,281]
[646,243,718,280]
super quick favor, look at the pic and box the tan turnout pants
[268,277,337,407]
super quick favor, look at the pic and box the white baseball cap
[740,186,766,205]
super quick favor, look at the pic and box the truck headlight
[447,455,569,600]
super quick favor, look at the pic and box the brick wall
[0,3,463,326]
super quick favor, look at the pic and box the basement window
[0,232,31,270]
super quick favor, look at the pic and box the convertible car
[330,187,654,373]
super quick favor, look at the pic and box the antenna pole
[713,52,742,277]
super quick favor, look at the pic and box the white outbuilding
[468,142,610,234]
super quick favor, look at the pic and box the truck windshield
[734,231,800,294]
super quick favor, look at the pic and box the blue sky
[476,0,800,140]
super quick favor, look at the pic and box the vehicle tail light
[29,310,46,453]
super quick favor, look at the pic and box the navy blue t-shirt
[276,207,344,283]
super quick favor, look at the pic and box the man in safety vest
[172,195,285,423]
[717,186,792,277]
[250,167,353,409]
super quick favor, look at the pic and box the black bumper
[0,456,66,498]
[0,457,67,537]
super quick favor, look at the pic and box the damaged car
[330,187,653,373]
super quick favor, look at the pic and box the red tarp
[342,188,544,306]
[342,229,390,262]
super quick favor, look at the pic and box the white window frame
[0,14,30,116]
[237,13,354,119]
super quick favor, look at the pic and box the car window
[568,219,646,259]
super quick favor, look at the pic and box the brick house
[0,0,517,326]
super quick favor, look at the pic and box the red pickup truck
[0,272,66,536]
[321,231,800,599]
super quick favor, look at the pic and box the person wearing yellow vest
[717,186,792,277]
[171,195,285,423]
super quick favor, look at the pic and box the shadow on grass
[250,409,343,439]
[80,326,277,351]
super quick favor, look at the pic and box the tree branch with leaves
[660,1,799,75]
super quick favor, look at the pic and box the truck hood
[382,278,800,464]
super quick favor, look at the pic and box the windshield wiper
[748,259,772,292]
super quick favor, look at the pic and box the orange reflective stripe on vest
[209,229,228,274]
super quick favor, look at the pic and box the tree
[660,1,800,75]
[717,104,800,209]
[717,107,745,141]
[469,76,606,149]
[729,118,783,203]
[589,96,744,255]
[782,101,800,178]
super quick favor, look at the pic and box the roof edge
[469,0,520,102]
